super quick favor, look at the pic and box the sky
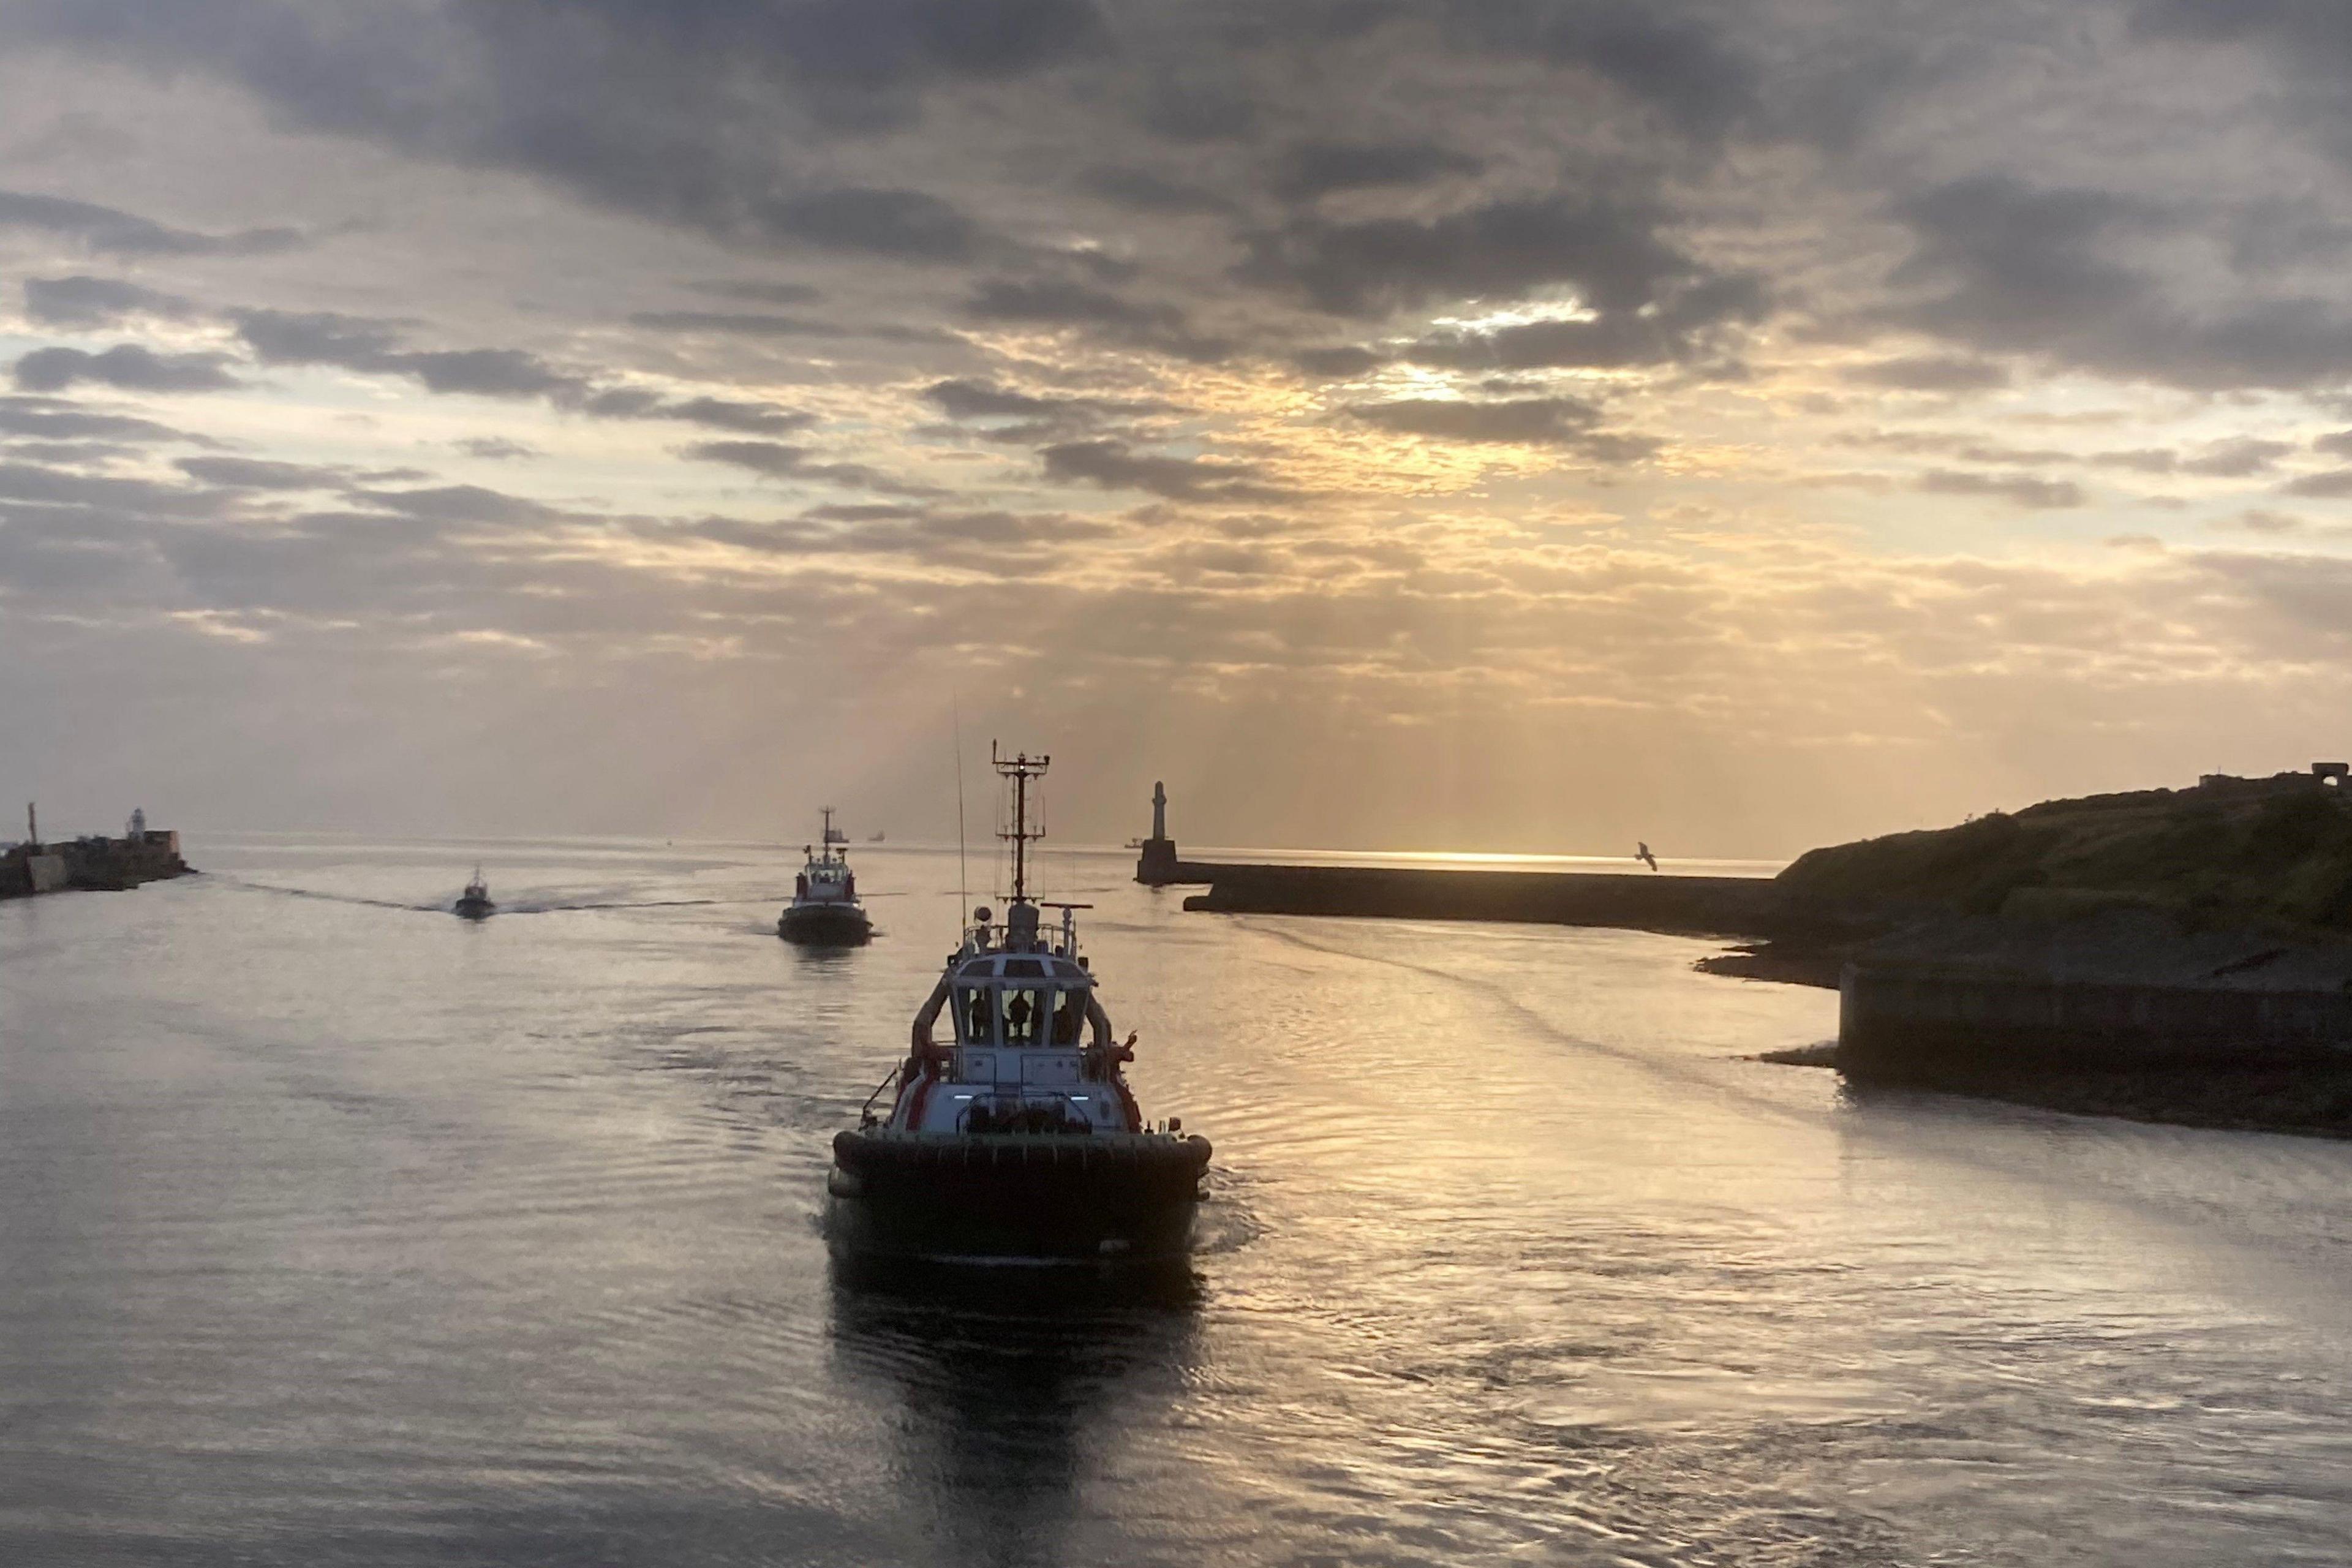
[5,0,2352,856]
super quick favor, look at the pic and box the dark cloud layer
[24,276,199,328]
[1348,394,1625,450]
[13,345,241,394]
[1040,439,1291,502]
[1890,174,2352,391]
[0,187,301,257]
[1235,194,1709,321]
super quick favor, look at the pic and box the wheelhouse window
[1001,987,1044,1044]
[959,986,995,1044]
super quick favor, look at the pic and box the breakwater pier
[1175,860,1789,939]
[1133,784,1798,938]
[1,804,191,899]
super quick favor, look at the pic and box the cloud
[0,187,301,257]
[356,484,564,525]
[2180,437,2294,478]
[2284,469,2352,499]
[965,276,1227,360]
[924,379,1072,420]
[630,310,841,337]
[1341,395,1658,461]
[398,348,579,399]
[1847,355,2011,392]
[2215,508,2304,534]
[693,281,823,306]
[760,186,981,262]
[652,398,817,434]
[230,309,811,428]
[454,437,540,461]
[233,310,577,398]
[175,456,347,491]
[1348,395,1599,444]
[1234,193,1725,323]
[0,1,1105,244]
[968,277,1178,330]
[1379,274,1766,373]
[23,276,198,328]
[1074,165,1235,216]
[1918,469,2087,509]
[1889,173,2352,390]
[682,440,928,494]
[1436,1,1758,142]
[1273,140,1485,200]
[1039,439,1290,502]
[921,377,1157,443]
[0,394,197,446]
[13,344,241,394]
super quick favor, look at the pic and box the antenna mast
[992,742,1050,903]
[952,701,970,919]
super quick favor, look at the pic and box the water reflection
[827,1261,1202,1568]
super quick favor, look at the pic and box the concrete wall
[1840,962,2352,1079]
[26,854,67,894]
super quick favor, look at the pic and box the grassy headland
[1777,775,2352,933]
[1722,772,2352,1138]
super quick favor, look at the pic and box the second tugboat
[777,809,872,945]
[829,747,1211,1264]
[453,867,495,920]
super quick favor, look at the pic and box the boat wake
[214,876,728,914]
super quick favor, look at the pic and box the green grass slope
[1778,778,2352,932]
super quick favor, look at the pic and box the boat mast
[992,742,1050,903]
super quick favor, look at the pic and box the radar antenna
[992,742,1050,903]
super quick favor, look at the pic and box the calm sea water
[4,835,2349,1566]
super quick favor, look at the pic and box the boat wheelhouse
[829,747,1209,1264]
[453,867,494,920]
[778,807,872,945]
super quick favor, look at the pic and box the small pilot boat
[452,867,494,920]
[829,747,1210,1264]
[778,809,872,945]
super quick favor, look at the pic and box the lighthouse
[1135,780,1183,885]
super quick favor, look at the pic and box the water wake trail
[212,876,733,914]
[210,876,431,912]
[1231,915,1831,1130]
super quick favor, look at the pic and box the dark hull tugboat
[453,867,494,920]
[829,747,1210,1264]
[778,808,872,945]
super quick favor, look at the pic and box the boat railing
[858,1064,902,1128]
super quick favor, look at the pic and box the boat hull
[453,897,494,920]
[778,903,871,944]
[827,1129,1210,1263]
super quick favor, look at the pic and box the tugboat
[777,809,872,945]
[453,867,495,920]
[829,747,1211,1264]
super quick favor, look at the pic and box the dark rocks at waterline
[1696,941,1852,989]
